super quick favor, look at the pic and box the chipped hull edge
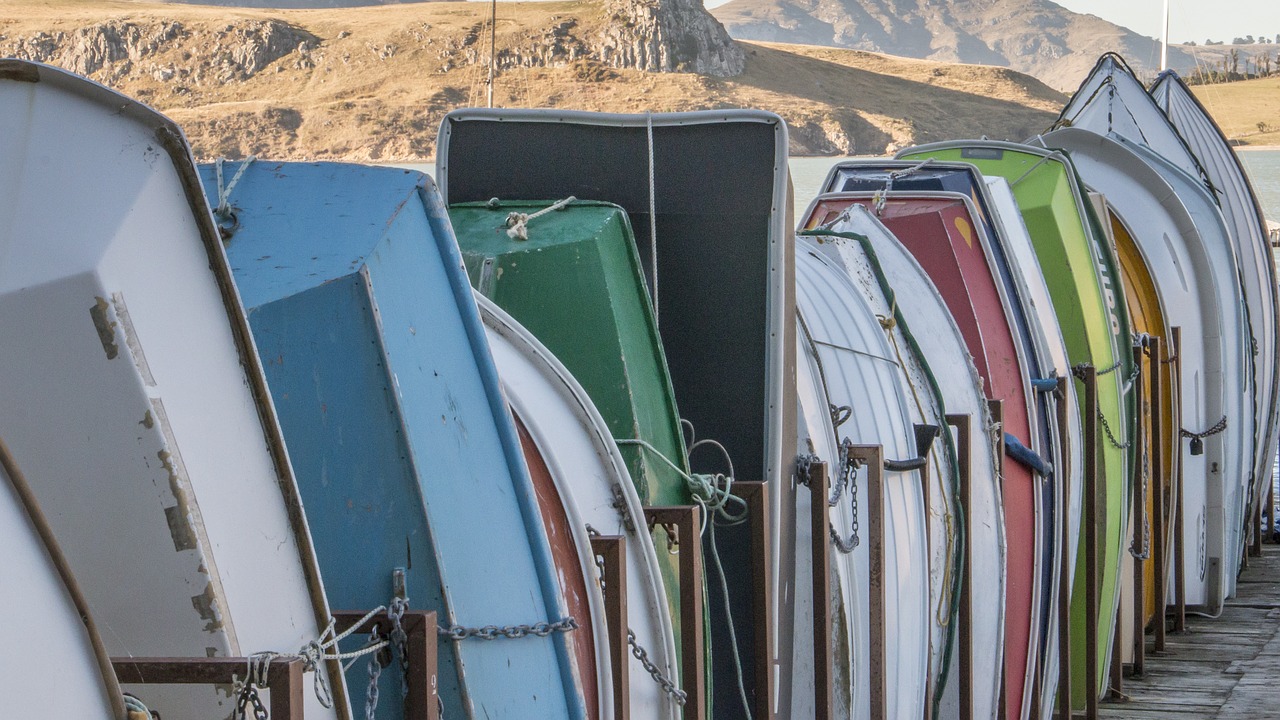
[1,60,346,719]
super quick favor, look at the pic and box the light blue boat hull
[198,162,586,720]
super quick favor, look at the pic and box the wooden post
[851,445,888,720]
[1080,364,1100,720]
[1251,499,1264,557]
[735,480,775,720]
[1172,328,1187,634]
[989,399,1008,720]
[1151,336,1168,655]
[1131,338,1148,678]
[112,657,305,720]
[945,413,975,720]
[645,505,706,720]
[333,609,440,720]
[806,461,834,720]
[591,535,630,720]
[1054,378,1072,720]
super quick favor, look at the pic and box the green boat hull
[901,142,1135,711]
[450,199,710,710]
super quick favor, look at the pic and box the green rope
[801,228,967,718]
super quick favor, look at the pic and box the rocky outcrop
[0,19,318,84]
[599,0,745,76]
[710,0,1191,90]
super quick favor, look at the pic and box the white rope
[504,196,576,240]
[299,605,390,708]
[214,155,256,217]
[646,112,659,327]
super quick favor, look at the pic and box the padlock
[1190,436,1204,456]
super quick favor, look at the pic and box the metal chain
[832,439,860,553]
[1181,416,1228,439]
[388,597,411,700]
[1130,449,1152,560]
[234,685,269,720]
[438,617,578,641]
[609,484,636,533]
[627,628,688,706]
[364,627,386,720]
[1096,410,1132,450]
[1096,359,1122,376]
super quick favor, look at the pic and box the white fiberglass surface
[819,206,1008,720]
[1152,76,1280,509]
[1129,139,1253,602]
[796,240,930,720]
[1041,128,1219,609]
[0,70,339,718]
[1,459,117,718]
[479,294,676,720]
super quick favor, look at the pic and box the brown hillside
[0,0,1066,160]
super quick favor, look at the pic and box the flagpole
[1160,0,1170,71]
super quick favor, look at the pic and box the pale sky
[700,0,1280,46]
[1052,0,1280,44]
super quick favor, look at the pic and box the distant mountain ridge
[709,0,1197,90]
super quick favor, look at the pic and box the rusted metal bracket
[945,413,975,720]
[734,480,775,720]
[1131,337,1150,679]
[643,505,706,720]
[112,656,305,720]
[332,609,440,720]
[987,399,1008,720]
[590,535,630,720]
[1171,328,1186,635]
[1151,336,1168,655]
[850,444,888,720]
[802,460,834,720]
[1080,364,1100,720]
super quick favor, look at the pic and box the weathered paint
[479,292,678,719]
[901,140,1136,710]
[1,60,343,720]
[448,200,703,700]
[203,161,586,720]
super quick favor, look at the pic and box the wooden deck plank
[1097,545,1280,719]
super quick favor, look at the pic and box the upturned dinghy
[200,161,591,719]
[1150,69,1280,525]
[1055,55,1259,585]
[1,440,124,719]
[805,205,1008,720]
[983,176,1087,719]
[0,60,345,719]
[803,189,1049,720]
[478,292,683,719]
[793,236,932,719]
[900,140,1135,709]
[439,108,792,717]
[1084,191,1177,666]
[447,198,707,712]
[1040,128,1250,614]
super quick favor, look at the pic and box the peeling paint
[190,584,225,633]
[164,505,199,551]
[113,292,157,386]
[89,296,119,359]
[140,409,155,429]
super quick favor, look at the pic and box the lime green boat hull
[901,143,1135,710]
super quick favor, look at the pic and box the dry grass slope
[1192,76,1280,147]
[1,0,1069,160]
